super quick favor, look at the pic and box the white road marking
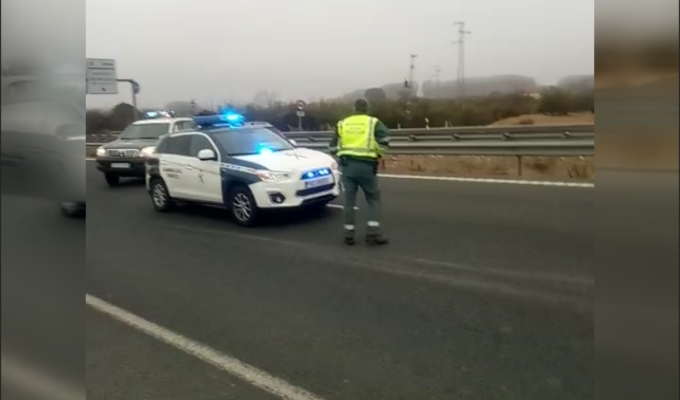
[85,294,329,400]
[84,159,594,187]
[1,352,84,400]
[378,173,595,188]
[327,204,359,210]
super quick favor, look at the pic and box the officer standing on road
[329,99,390,246]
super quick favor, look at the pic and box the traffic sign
[86,58,118,94]
[296,110,305,117]
[295,100,306,111]
[131,80,141,95]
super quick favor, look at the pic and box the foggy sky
[82,0,601,108]
[9,0,676,109]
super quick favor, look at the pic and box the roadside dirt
[382,155,594,180]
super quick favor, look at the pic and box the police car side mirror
[197,148,217,161]
[289,139,297,146]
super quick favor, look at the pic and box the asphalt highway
[84,163,595,400]
[5,163,599,399]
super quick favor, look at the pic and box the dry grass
[382,155,594,180]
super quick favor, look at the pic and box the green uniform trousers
[340,158,381,231]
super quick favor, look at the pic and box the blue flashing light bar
[193,112,246,128]
[144,110,172,119]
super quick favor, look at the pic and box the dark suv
[94,117,195,186]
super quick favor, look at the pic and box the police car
[94,111,195,186]
[145,112,340,226]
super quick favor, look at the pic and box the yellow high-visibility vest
[336,115,379,159]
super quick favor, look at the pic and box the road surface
[5,163,599,399]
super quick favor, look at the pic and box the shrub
[86,91,591,133]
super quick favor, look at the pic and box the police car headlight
[256,170,290,182]
[140,146,156,158]
[95,146,106,157]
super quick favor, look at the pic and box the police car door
[185,133,222,203]
[158,134,195,199]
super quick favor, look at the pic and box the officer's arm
[328,123,340,156]
[374,120,390,157]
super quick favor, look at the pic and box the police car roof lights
[193,112,246,129]
[144,110,172,119]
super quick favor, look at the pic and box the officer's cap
[354,98,369,112]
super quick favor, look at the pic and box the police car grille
[108,149,139,158]
[296,183,335,197]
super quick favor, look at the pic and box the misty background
[2,0,677,109]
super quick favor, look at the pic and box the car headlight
[95,146,106,157]
[140,146,156,158]
[256,170,290,182]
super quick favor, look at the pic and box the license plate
[305,176,333,188]
[110,163,130,169]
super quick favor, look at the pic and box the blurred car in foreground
[1,94,86,217]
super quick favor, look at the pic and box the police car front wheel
[149,179,175,212]
[228,187,259,226]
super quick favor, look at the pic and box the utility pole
[453,21,471,98]
[432,65,442,98]
[403,54,418,93]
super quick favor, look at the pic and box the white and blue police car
[145,112,340,226]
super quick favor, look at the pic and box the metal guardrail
[85,125,595,156]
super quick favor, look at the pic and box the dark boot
[366,228,389,245]
[344,230,356,246]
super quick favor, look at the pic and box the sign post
[85,58,118,94]
[116,79,141,119]
[295,100,306,131]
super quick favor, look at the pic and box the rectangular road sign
[86,58,118,94]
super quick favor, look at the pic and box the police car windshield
[119,123,170,140]
[212,127,294,156]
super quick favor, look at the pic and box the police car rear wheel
[229,187,258,226]
[150,179,174,212]
[105,173,120,186]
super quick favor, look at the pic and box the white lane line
[378,173,595,188]
[84,159,592,187]
[327,204,359,210]
[1,352,84,400]
[85,294,329,400]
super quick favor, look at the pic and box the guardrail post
[517,155,523,176]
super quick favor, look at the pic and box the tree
[537,87,574,116]
[109,102,138,130]
[364,87,386,103]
